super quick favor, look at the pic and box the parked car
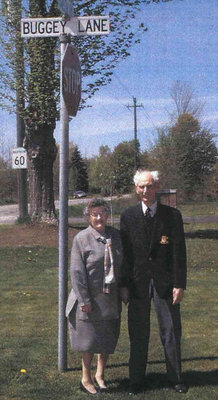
[72,190,87,199]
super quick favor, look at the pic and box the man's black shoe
[129,383,144,395]
[170,382,188,393]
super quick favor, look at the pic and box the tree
[88,145,114,195]
[171,114,217,198]
[170,80,205,120]
[0,156,17,203]
[0,0,175,221]
[69,145,89,193]
[112,140,140,193]
[0,131,12,162]
[149,126,177,189]
[53,143,89,197]
[139,149,150,170]
[151,114,217,199]
[0,131,17,203]
[88,140,142,195]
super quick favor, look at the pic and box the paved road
[0,196,128,225]
[1,200,218,226]
[0,204,20,225]
[0,199,89,225]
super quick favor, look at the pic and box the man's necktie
[144,207,154,244]
[144,207,152,219]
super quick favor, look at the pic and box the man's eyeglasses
[138,184,154,190]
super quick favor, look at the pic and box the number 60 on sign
[12,148,27,169]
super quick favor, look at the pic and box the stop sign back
[62,44,81,116]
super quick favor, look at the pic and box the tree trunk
[25,124,58,223]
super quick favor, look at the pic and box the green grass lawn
[67,195,137,219]
[68,196,218,219]
[179,201,218,217]
[0,205,218,399]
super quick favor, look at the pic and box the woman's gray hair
[133,170,159,186]
[83,198,110,218]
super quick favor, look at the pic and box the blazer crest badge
[160,235,169,245]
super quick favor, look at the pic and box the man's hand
[120,287,129,305]
[173,288,184,305]
[80,303,93,313]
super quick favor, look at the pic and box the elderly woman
[66,198,122,395]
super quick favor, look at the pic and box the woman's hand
[80,303,93,313]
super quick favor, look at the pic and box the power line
[113,72,133,98]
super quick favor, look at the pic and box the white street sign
[21,18,67,37]
[66,16,110,36]
[21,16,110,37]
[58,0,74,18]
[12,148,27,169]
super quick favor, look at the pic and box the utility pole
[127,97,143,169]
[16,6,28,221]
[6,0,28,221]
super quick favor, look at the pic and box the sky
[1,0,218,158]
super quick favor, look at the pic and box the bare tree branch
[170,80,205,119]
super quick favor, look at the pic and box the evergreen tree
[69,145,89,192]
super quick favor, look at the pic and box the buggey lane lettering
[22,19,67,36]
[78,18,108,33]
[59,20,67,32]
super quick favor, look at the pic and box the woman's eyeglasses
[90,211,108,218]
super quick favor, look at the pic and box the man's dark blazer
[120,202,187,299]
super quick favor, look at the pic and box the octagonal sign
[62,44,81,116]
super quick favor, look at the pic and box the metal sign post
[58,0,74,18]
[58,32,71,373]
[58,39,82,373]
[58,38,81,374]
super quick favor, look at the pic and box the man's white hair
[133,170,159,186]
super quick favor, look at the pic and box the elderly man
[120,170,187,394]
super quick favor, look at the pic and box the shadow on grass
[185,229,218,239]
[143,369,218,390]
[67,355,218,373]
[67,356,218,391]
[75,368,218,394]
[97,369,218,393]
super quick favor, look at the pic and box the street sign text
[63,67,81,96]
[21,16,110,37]
[62,45,81,116]
[69,16,110,36]
[21,18,67,37]
[12,148,27,169]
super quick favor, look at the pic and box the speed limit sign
[12,148,27,169]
